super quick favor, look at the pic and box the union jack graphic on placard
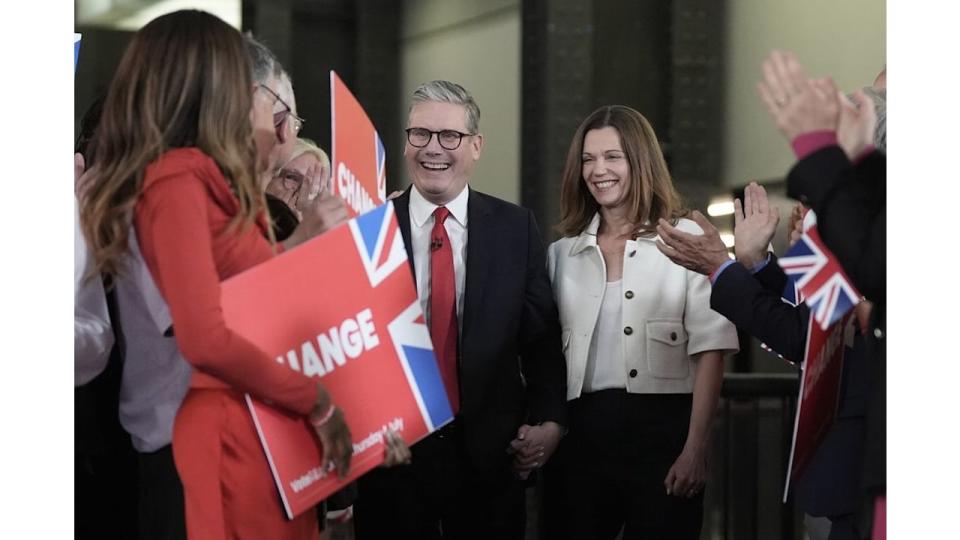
[349,202,407,287]
[388,302,454,431]
[221,199,451,520]
[778,211,861,331]
[348,201,454,429]
[349,202,453,431]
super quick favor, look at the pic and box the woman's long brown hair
[80,10,261,278]
[556,105,686,238]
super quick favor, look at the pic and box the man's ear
[471,133,484,160]
[276,116,290,144]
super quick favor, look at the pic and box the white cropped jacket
[547,214,739,400]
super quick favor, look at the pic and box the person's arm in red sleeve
[135,173,317,416]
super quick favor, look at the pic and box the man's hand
[837,88,877,160]
[282,190,351,250]
[655,211,728,276]
[757,51,840,141]
[380,429,412,467]
[506,422,563,480]
[733,182,779,269]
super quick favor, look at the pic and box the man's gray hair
[244,33,283,85]
[410,80,481,134]
[863,86,886,152]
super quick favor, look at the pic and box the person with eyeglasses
[255,71,352,252]
[265,138,331,240]
[353,80,567,540]
[78,12,411,540]
[258,71,307,190]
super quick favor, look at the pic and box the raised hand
[283,190,351,250]
[837,88,877,160]
[757,51,840,142]
[733,182,779,269]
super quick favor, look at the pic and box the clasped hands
[506,421,563,480]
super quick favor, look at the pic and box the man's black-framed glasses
[405,127,474,150]
[257,83,293,128]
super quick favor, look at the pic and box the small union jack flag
[778,211,861,331]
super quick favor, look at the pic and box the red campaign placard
[330,71,386,216]
[782,311,854,501]
[220,202,453,520]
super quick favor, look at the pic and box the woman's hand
[664,445,707,498]
[309,385,353,478]
[380,429,412,467]
[757,51,840,142]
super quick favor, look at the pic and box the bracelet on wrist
[309,404,337,429]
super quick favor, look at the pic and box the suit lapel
[393,187,416,280]
[462,189,493,343]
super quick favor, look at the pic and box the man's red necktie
[430,207,460,414]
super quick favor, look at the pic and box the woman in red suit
[78,10,404,539]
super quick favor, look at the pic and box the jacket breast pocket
[645,319,689,379]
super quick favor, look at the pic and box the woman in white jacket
[542,105,738,540]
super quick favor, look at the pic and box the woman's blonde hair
[556,105,686,238]
[280,138,330,172]
[79,10,261,278]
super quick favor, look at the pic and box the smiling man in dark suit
[354,80,567,540]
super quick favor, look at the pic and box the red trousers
[173,389,320,540]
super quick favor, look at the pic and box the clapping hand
[837,88,877,160]
[733,182,779,269]
[757,51,840,142]
[282,190,351,250]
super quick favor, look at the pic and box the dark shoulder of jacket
[469,187,532,223]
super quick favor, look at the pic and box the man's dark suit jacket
[711,256,867,517]
[393,187,567,469]
[787,146,885,495]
